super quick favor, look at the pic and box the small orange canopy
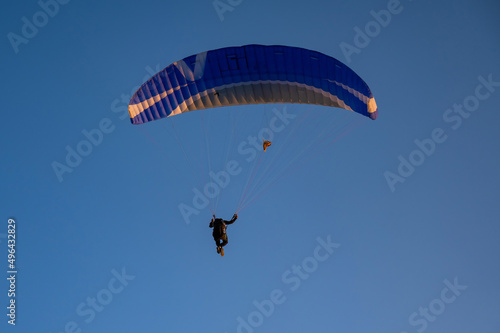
[263,140,271,151]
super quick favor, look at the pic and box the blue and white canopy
[129,44,378,125]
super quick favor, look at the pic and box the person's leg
[213,235,222,253]
[220,234,228,247]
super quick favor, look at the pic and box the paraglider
[263,140,271,151]
[209,214,238,256]
[128,44,378,124]
[128,44,378,255]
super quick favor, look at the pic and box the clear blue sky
[2,0,500,332]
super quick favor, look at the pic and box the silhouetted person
[209,213,238,256]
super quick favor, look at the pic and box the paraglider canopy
[128,44,378,125]
[128,45,378,217]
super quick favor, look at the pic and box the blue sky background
[2,0,500,332]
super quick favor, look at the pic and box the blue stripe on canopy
[129,45,378,125]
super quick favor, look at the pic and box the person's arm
[225,214,238,225]
[209,215,215,228]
